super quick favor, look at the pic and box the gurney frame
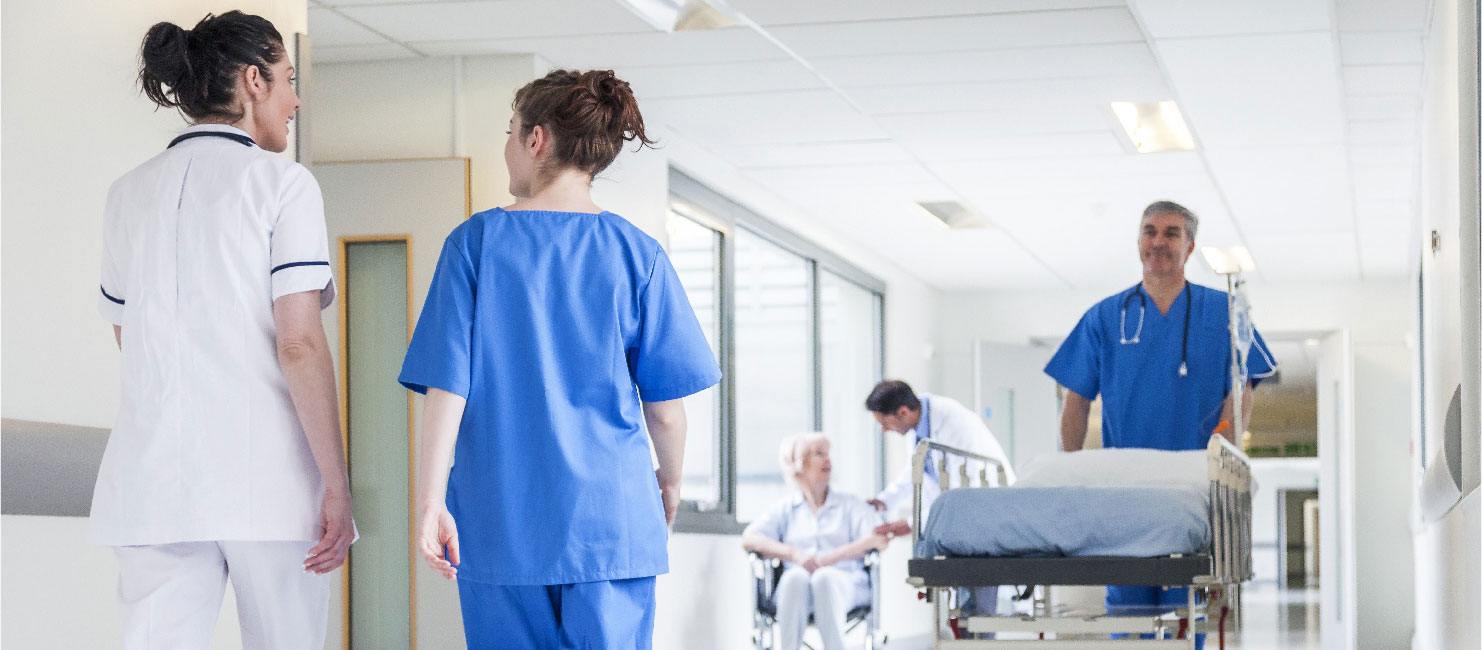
[904,435,1253,649]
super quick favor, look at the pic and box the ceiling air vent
[917,200,989,229]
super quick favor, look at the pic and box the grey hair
[1141,200,1199,240]
[778,432,830,488]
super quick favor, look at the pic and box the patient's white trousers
[113,541,330,650]
[775,566,870,650]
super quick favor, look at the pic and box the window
[734,229,814,522]
[668,170,886,532]
[666,212,724,509]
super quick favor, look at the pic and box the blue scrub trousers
[1108,586,1205,650]
[458,576,656,650]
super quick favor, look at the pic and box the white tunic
[874,393,1016,519]
[91,124,335,546]
[743,490,879,577]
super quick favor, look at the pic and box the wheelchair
[748,551,886,650]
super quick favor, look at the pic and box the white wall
[308,57,942,648]
[1412,0,1482,647]
[1,1,308,648]
[0,0,306,426]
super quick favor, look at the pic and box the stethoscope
[1119,282,1192,378]
[168,130,257,148]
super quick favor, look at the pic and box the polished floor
[1226,583,1320,650]
[881,582,1320,649]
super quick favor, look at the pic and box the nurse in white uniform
[91,11,354,649]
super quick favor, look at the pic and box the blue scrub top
[399,208,721,585]
[1044,282,1277,451]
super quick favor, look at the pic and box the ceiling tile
[766,7,1143,59]
[844,75,1171,115]
[1205,146,1354,234]
[874,104,1112,140]
[1132,0,1333,38]
[309,7,388,47]
[813,43,1160,88]
[313,42,420,63]
[340,1,653,42]
[729,0,1123,26]
[1339,32,1425,65]
[644,90,885,145]
[1154,33,1346,148]
[409,27,786,68]
[1342,64,1424,95]
[1336,0,1431,32]
[620,60,823,99]
[894,131,1125,162]
[1352,164,1415,201]
[1347,119,1415,144]
[711,141,915,168]
[1245,233,1362,280]
[1344,93,1420,120]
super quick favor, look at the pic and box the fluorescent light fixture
[1110,101,1196,153]
[916,200,990,229]
[615,0,739,32]
[1200,245,1257,274]
[1304,338,1321,347]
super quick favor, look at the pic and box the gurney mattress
[915,486,1209,558]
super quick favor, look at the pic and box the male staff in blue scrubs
[1044,201,1276,641]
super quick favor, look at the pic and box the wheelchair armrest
[748,551,781,578]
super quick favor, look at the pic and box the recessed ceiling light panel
[917,200,990,229]
[1110,101,1197,154]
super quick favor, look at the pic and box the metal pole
[1226,274,1244,443]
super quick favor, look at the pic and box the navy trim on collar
[168,131,256,149]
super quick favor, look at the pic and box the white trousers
[774,566,870,650]
[113,541,330,650]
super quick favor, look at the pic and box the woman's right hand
[417,504,460,581]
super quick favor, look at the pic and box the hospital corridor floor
[1227,583,1320,650]
[874,583,1319,649]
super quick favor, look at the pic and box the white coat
[874,393,1016,520]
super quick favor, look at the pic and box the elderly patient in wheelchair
[741,433,899,650]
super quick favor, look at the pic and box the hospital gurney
[905,436,1253,649]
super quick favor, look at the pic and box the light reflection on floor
[1226,582,1320,650]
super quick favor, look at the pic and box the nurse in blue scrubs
[400,69,720,649]
[1044,200,1276,645]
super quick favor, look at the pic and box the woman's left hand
[417,504,461,581]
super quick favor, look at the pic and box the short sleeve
[97,183,127,325]
[270,165,335,309]
[1044,309,1102,400]
[628,249,722,402]
[1246,327,1278,387]
[399,231,476,398]
[741,499,788,542]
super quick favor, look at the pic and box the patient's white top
[90,124,335,546]
[744,490,878,575]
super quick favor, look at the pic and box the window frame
[668,169,887,534]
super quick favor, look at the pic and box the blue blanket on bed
[915,486,1210,558]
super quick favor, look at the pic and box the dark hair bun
[513,69,657,178]
[140,22,192,106]
[136,11,285,121]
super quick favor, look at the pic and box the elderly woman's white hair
[777,432,830,488]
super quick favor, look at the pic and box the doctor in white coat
[864,380,1014,626]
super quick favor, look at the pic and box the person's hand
[305,489,354,574]
[866,498,887,512]
[800,554,823,574]
[874,519,912,539]
[657,473,681,528]
[417,504,460,581]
